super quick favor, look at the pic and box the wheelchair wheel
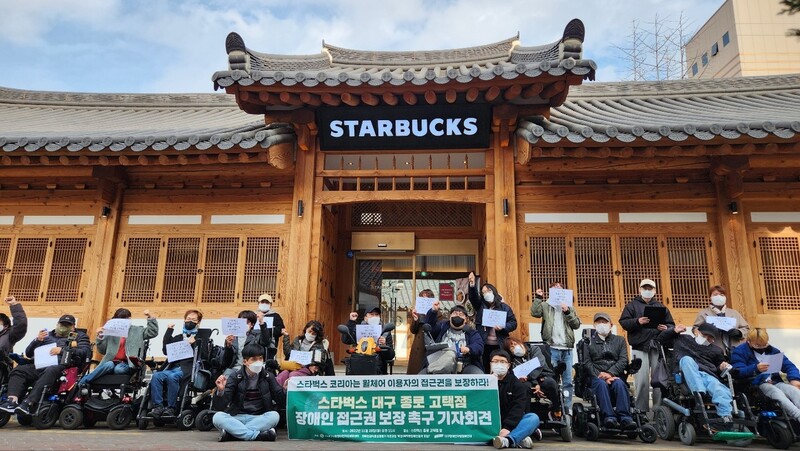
[560,414,572,442]
[678,421,696,446]
[654,405,676,440]
[176,409,194,431]
[32,403,60,430]
[639,424,658,443]
[107,405,133,430]
[765,421,793,450]
[58,406,83,430]
[136,418,149,430]
[572,404,585,438]
[0,412,10,428]
[585,422,600,441]
[194,409,214,431]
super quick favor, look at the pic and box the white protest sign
[756,352,785,374]
[102,319,131,338]
[513,357,541,379]
[165,340,194,363]
[547,288,574,308]
[265,316,274,328]
[705,316,737,332]
[34,343,59,369]
[415,297,436,315]
[289,350,313,366]
[221,318,248,337]
[356,324,382,341]
[481,309,508,329]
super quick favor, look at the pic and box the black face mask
[184,321,197,330]
[450,317,465,328]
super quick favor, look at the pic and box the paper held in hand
[547,288,573,308]
[481,309,507,329]
[102,319,131,338]
[756,352,784,374]
[513,357,541,379]
[166,340,194,363]
[356,324,382,341]
[415,297,436,315]
[704,316,737,332]
[289,350,313,366]
[265,316,274,328]
[221,317,248,337]
[34,343,59,369]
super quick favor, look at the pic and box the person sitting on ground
[0,296,27,355]
[732,328,800,422]
[213,343,284,442]
[693,285,749,354]
[256,294,285,360]
[0,314,90,416]
[504,336,561,419]
[341,307,395,374]
[149,309,203,419]
[582,312,636,431]
[221,310,272,376]
[657,322,734,429]
[281,320,329,373]
[420,302,483,374]
[489,349,539,449]
[80,308,158,385]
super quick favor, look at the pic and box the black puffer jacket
[657,329,725,379]
[212,366,285,415]
[619,296,674,351]
[581,332,629,378]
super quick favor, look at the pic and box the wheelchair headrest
[194,328,213,341]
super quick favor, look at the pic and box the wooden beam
[361,92,379,106]
[341,92,360,107]
[485,86,501,102]
[445,89,457,104]
[540,81,566,100]
[137,155,149,166]
[382,92,398,106]
[466,87,480,103]
[59,156,70,166]
[402,92,418,105]
[320,93,341,106]
[299,92,321,107]
[157,155,170,165]
[279,92,303,106]
[521,84,544,99]
[503,84,523,101]
[258,91,275,103]
[424,90,437,105]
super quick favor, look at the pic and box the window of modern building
[691,63,699,76]
[722,31,730,46]
[711,42,719,56]
[702,53,709,66]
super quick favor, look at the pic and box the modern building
[686,0,800,78]
[1,19,800,364]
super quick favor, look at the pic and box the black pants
[538,376,561,412]
[7,364,66,405]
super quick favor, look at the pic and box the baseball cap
[257,293,273,304]
[639,279,657,288]
[58,314,77,325]
[367,307,381,315]
[593,312,611,323]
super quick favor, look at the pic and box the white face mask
[305,333,316,342]
[490,363,509,377]
[710,295,726,307]
[258,303,271,313]
[595,323,611,336]
[247,360,265,373]
[640,290,655,300]
[512,345,525,357]
[366,316,381,326]
[483,292,495,304]
[695,335,710,346]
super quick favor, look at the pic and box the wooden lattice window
[351,202,473,228]
[45,238,88,302]
[574,237,616,308]
[756,235,800,310]
[121,238,161,303]
[201,237,239,303]
[529,236,568,295]
[619,236,661,303]
[666,237,710,309]
[7,238,49,302]
[242,237,281,304]
[0,238,11,292]
[161,237,201,303]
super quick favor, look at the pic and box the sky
[0,0,726,94]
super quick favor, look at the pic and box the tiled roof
[0,87,294,153]
[212,19,595,90]
[518,74,800,146]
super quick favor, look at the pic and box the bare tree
[613,12,698,81]
[780,0,800,37]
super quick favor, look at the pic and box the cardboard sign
[289,350,313,366]
[513,357,541,379]
[756,352,785,374]
[415,297,436,315]
[34,343,59,369]
[481,309,507,329]
[166,340,194,363]
[356,324,382,341]
[547,288,574,308]
[221,318,248,337]
[102,319,131,338]
[705,316,737,332]
[439,283,455,302]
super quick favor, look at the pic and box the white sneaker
[492,436,510,449]
[518,436,533,449]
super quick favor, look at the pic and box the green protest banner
[287,374,501,443]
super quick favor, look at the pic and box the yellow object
[280,360,302,371]
[356,337,378,355]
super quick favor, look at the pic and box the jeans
[213,411,280,441]
[149,367,184,409]
[80,361,132,385]
[679,356,732,417]
[591,377,631,420]
[632,348,661,412]
[760,382,800,421]
[550,348,573,410]
[506,412,541,446]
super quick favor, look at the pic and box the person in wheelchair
[657,322,735,428]
[281,320,330,374]
[0,296,27,355]
[503,336,561,419]
[693,285,749,354]
[213,343,283,442]
[489,350,539,449]
[731,328,800,422]
[582,312,637,431]
[341,307,395,374]
[80,308,158,385]
[420,302,484,374]
[148,309,203,419]
[0,314,90,416]
[221,310,273,376]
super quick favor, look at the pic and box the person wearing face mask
[408,289,436,375]
[342,307,395,374]
[213,343,284,442]
[0,296,27,356]
[489,350,539,449]
[0,314,90,416]
[256,293,285,360]
[149,309,203,419]
[732,328,800,422]
[221,310,273,377]
[582,313,636,431]
[693,285,749,353]
[282,320,329,373]
[466,272,518,374]
[619,278,674,414]
[420,303,484,374]
[657,322,735,428]
[503,336,560,418]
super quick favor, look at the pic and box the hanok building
[1,19,800,362]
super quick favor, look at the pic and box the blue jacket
[731,342,800,386]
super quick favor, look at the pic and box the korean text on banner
[547,288,574,308]
[102,319,131,338]
[481,309,507,329]
[287,374,501,443]
[221,318,248,337]
[34,343,59,369]
[165,340,194,363]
